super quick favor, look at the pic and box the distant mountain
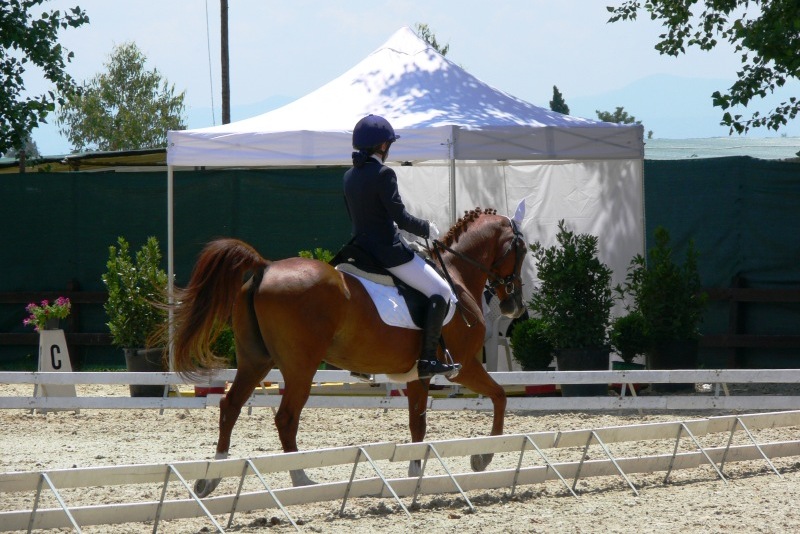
[568,74,800,139]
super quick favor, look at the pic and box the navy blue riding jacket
[343,158,430,267]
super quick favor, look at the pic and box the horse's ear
[512,199,526,225]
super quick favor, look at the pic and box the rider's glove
[428,221,440,240]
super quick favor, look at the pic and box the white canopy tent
[169,26,641,165]
[166,26,644,310]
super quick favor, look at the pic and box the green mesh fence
[643,156,800,368]
[0,167,351,368]
[2,158,799,369]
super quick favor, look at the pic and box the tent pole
[448,127,457,225]
[167,165,175,371]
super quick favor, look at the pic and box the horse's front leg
[405,379,430,477]
[195,362,269,497]
[449,357,507,472]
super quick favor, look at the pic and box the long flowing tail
[172,238,269,378]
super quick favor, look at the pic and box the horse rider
[343,114,461,380]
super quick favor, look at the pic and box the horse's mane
[441,207,498,247]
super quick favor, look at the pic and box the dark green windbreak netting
[1,157,798,368]
[0,167,352,368]
[644,156,800,367]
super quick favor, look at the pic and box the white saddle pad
[337,267,457,330]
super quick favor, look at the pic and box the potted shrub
[616,226,708,392]
[609,311,648,365]
[509,317,554,371]
[528,220,613,396]
[101,236,169,397]
[608,310,649,394]
[509,317,557,396]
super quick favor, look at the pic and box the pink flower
[22,297,71,331]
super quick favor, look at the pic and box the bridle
[431,218,526,298]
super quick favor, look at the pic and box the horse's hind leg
[217,359,273,455]
[194,356,273,498]
[274,372,317,486]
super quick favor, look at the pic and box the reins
[428,218,525,327]
[429,242,478,327]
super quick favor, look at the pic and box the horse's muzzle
[499,294,525,318]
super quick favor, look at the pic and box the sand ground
[2,383,800,533]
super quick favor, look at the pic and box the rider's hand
[428,221,440,240]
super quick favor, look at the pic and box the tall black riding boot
[417,295,461,380]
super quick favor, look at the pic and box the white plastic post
[35,329,77,412]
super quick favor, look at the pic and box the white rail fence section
[2,410,799,532]
[2,369,800,411]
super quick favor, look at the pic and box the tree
[607,1,800,134]
[414,23,449,56]
[57,42,186,152]
[550,86,570,114]
[596,106,642,125]
[0,1,89,155]
[3,136,40,159]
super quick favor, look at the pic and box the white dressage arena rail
[2,409,799,532]
[2,369,800,411]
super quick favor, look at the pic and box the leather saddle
[330,242,429,328]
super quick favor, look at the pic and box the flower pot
[555,347,609,397]
[610,361,647,395]
[194,380,227,397]
[646,339,698,393]
[44,318,61,330]
[124,348,166,397]
[524,384,559,396]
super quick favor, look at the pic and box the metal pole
[448,126,457,225]
[167,166,174,371]
[220,0,230,124]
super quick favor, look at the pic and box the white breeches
[387,254,453,300]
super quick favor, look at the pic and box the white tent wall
[394,158,644,308]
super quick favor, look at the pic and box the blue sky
[24,0,800,154]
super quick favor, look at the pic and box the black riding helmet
[352,114,400,150]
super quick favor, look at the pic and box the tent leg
[167,165,175,371]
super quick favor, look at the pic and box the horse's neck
[443,242,491,303]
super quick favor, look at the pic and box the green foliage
[102,236,168,348]
[509,317,554,370]
[3,136,40,159]
[608,0,800,134]
[549,86,570,114]
[23,296,71,332]
[615,226,707,344]
[528,220,614,350]
[298,248,335,263]
[596,106,642,125]
[57,42,186,152]
[609,310,649,363]
[414,23,450,56]
[0,1,89,155]
[210,322,237,367]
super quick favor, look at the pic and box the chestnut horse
[171,207,527,496]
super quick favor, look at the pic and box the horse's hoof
[194,478,221,498]
[470,453,493,472]
[290,469,317,487]
[408,459,422,477]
